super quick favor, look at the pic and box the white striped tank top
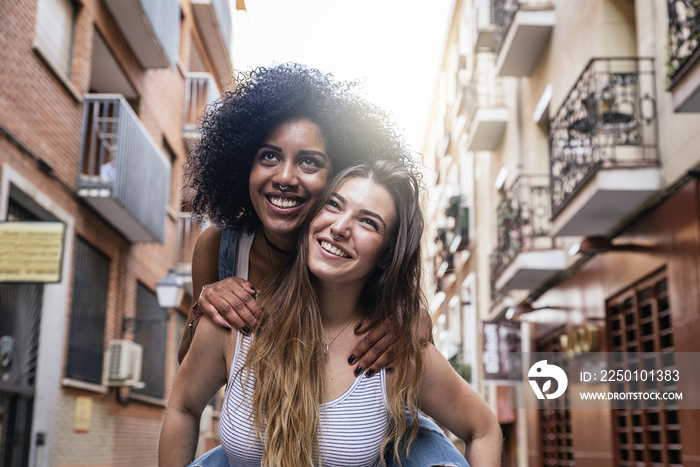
[219,332,390,466]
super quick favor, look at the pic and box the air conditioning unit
[102,340,145,388]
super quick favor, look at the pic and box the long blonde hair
[240,161,427,466]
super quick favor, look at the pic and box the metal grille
[536,331,574,466]
[606,272,682,466]
[0,392,33,467]
[0,282,42,466]
[65,237,110,384]
[132,283,167,398]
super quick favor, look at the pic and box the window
[33,0,77,78]
[606,271,682,466]
[65,238,110,384]
[132,283,167,399]
[536,330,574,467]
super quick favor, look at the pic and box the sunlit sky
[232,0,453,151]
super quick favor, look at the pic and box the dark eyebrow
[331,193,387,230]
[259,144,328,160]
[299,150,329,160]
[360,209,387,230]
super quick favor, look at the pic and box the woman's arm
[178,225,260,363]
[418,344,502,467]
[160,317,232,466]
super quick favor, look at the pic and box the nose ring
[279,185,288,191]
[331,230,339,240]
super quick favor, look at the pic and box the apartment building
[0,0,238,465]
[424,0,700,465]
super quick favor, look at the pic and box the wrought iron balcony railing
[549,58,658,216]
[78,95,171,243]
[667,0,700,86]
[490,174,553,284]
[493,0,553,53]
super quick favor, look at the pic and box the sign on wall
[0,221,66,282]
[482,319,522,383]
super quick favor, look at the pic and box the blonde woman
[159,161,502,466]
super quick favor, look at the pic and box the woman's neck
[261,228,296,253]
[315,279,364,327]
[249,229,293,283]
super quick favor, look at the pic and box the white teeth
[269,196,301,209]
[320,241,350,258]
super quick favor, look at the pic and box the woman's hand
[348,308,433,377]
[348,317,398,377]
[195,277,261,334]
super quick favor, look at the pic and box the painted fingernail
[353,323,362,332]
[242,325,251,334]
[354,366,363,376]
[223,325,232,331]
[347,355,356,364]
[365,369,375,378]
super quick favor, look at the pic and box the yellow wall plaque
[0,222,65,282]
[73,396,92,432]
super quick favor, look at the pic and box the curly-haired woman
[161,161,502,467]
[179,64,412,369]
[177,64,476,466]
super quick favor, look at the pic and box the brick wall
[1,0,201,464]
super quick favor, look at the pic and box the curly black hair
[186,63,415,231]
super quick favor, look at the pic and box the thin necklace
[322,312,358,357]
[262,230,292,255]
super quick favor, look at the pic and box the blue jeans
[189,413,468,466]
[385,413,470,467]
[186,445,228,467]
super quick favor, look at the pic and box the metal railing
[175,212,207,274]
[493,0,553,53]
[184,72,220,129]
[464,53,506,131]
[549,58,658,216]
[211,0,232,51]
[138,0,180,66]
[667,0,700,85]
[78,95,171,242]
[490,174,553,284]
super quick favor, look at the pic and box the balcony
[667,0,700,111]
[192,0,233,81]
[494,0,555,76]
[183,73,221,151]
[464,54,508,151]
[549,58,661,237]
[490,175,567,293]
[78,95,171,243]
[103,0,179,68]
[474,0,496,49]
[174,212,207,295]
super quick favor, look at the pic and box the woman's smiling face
[307,177,397,287]
[248,118,333,248]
